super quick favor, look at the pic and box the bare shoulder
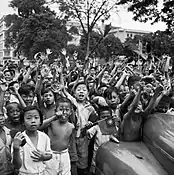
[68,122,75,130]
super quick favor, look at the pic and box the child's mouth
[79,94,84,98]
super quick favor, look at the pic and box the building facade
[110,27,151,43]
[0,16,16,64]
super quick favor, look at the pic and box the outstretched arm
[143,86,163,119]
[123,84,143,121]
[0,82,8,111]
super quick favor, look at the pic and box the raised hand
[51,82,60,93]
[98,97,108,106]
[61,48,67,56]
[13,132,26,149]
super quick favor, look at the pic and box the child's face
[106,92,120,109]
[4,90,10,102]
[7,103,20,123]
[90,68,96,76]
[135,100,143,113]
[56,102,71,123]
[88,82,95,90]
[100,110,111,120]
[43,90,55,105]
[74,84,88,102]
[0,113,5,128]
[24,109,41,131]
[4,72,12,81]
[21,91,34,106]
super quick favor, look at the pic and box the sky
[0,0,167,32]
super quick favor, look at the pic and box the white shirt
[12,131,52,175]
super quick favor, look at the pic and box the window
[127,33,129,37]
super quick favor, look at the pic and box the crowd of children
[0,52,174,175]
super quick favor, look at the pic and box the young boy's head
[18,85,35,106]
[20,106,43,129]
[73,82,88,102]
[42,88,55,106]
[128,75,141,91]
[4,69,15,82]
[104,87,120,109]
[98,106,112,120]
[6,102,21,124]
[55,97,73,123]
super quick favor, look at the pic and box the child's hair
[6,102,22,114]
[18,84,35,96]
[127,75,141,88]
[20,106,43,125]
[103,86,120,100]
[98,106,112,116]
[41,87,55,98]
[73,81,87,92]
[56,97,73,109]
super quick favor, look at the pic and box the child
[5,102,25,135]
[121,84,163,141]
[12,106,52,175]
[40,88,56,120]
[18,85,35,107]
[42,97,75,175]
[0,111,14,175]
[86,106,114,174]
[63,81,98,175]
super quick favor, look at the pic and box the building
[0,15,16,64]
[110,26,151,43]
[67,19,151,45]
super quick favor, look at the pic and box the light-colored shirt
[0,126,13,174]
[87,125,110,152]
[12,130,52,175]
[66,93,97,137]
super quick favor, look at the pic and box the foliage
[78,31,123,60]
[5,0,70,59]
[51,0,118,58]
[117,0,174,32]
[123,31,174,57]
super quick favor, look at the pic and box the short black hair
[20,106,43,125]
[56,97,73,109]
[103,87,119,100]
[128,76,141,88]
[18,84,35,96]
[73,81,87,92]
[6,102,22,113]
[98,106,112,116]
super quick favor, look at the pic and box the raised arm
[0,82,8,111]
[12,87,27,108]
[115,71,129,89]
[143,86,163,119]
[123,84,143,120]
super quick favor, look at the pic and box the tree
[117,0,174,32]
[51,0,117,59]
[5,0,71,59]
[79,31,123,60]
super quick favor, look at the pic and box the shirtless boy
[42,97,75,175]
